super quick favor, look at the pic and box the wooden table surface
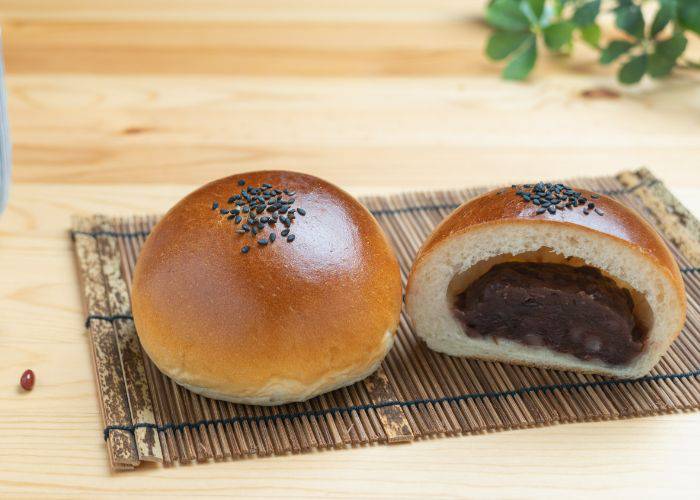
[1,1,700,498]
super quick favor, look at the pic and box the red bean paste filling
[453,262,647,366]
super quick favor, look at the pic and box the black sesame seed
[238,179,245,186]
[261,216,270,223]
[547,205,556,214]
[242,224,250,231]
[252,226,258,235]
[536,208,546,214]
[258,222,264,230]
[262,183,272,189]
[241,245,249,253]
[212,202,219,210]
[281,228,290,237]
[236,229,246,234]
[286,234,295,242]
[242,206,250,213]
[269,233,276,243]
[583,208,590,215]
[591,194,600,199]
[297,208,306,216]
[258,238,268,245]
[533,198,541,205]
[220,209,229,215]
[235,215,242,223]
[587,202,595,209]
[227,214,236,220]
[595,208,604,216]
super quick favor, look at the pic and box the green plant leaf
[600,40,635,64]
[678,0,700,35]
[502,33,538,80]
[543,21,575,50]
[522,0,546,23]
[656,31,688,60]
[646,24,687,79]
[573,0,601,27]
[616,4,645,39]
[486,0,532,31]
[651,2,674,38]
[486,31,533,60]
[647,52,676,78]
[618,54,648,84]
[580,23,601,48]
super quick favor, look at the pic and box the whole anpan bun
[132,171,403,405]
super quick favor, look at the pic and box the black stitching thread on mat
[103,368,700,441]
[84,314,134,328]
[72,229,151,240]
[71,180,659,239]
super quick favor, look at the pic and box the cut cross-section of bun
[406,183,686,379]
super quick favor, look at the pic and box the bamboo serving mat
[72,168,700,471]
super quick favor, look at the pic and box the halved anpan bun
[406,186,686,379]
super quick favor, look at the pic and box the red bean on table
[20,369,35,391]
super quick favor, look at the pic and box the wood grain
[5,75,700,187]
[1,2,699,186]
[1,0,700,496]
[1,183,699,497]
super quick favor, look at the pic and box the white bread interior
[406,221,685,379]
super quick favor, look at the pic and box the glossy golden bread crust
[410,187,683,292]
[132,171,403,402]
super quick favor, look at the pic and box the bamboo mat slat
[71,169,700,471]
